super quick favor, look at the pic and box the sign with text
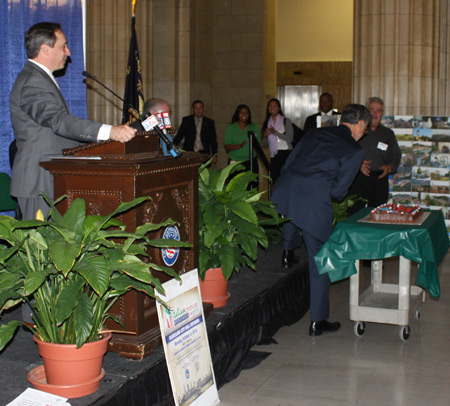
[155,269,219,406]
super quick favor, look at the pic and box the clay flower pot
[199,268,231,308]
[27,332,111,398]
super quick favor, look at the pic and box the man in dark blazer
[271,104,370,336]
[174,100,218,164]
[303,92,340,135]
[10,22,136,220]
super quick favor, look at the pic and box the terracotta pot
[199,267,231,308]
[28,332,111,398]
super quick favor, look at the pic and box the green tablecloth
[315,208,449,298]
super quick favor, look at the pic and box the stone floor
[218,252,450,406]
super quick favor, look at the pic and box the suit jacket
[271,125,364,241]
[303,111,340,135]
[173,115,218,155]
[10,61,102,199]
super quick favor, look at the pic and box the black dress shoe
[281,249,299,268]
[309,320,341,336]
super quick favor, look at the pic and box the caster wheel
[400,325,410,341]
[415,308,421,320]
[354,321,366,337]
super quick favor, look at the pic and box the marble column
[353,0,450,115]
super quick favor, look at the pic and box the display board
[382,116,450,234]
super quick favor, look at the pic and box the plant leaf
[75,256,110,296]
[74,292,94,348]
[56,281,83,325]
[50,240,82,275]
[24,270,51,295]
[229,201,257,224]
[0,321,20,352]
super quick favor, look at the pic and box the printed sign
[155,270,219,406]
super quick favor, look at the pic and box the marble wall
[353,0,450,115]
[85,0,276,168]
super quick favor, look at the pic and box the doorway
[277,85,321,129]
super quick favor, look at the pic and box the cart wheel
[399,325,410,341]
[354,321,366,337]
[415,308,421,320]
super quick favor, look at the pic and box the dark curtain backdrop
[0,0,85,176]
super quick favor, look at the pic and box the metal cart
[350,257,425,341]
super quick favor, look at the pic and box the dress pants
[270,149,290,185]
[283,221,330,321]
[17,196,50,221]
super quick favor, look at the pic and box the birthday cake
[370,203,423,223]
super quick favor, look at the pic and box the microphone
[82,71,181,157]
[141,113,182,158]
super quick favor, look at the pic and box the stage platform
[0,243,309,406]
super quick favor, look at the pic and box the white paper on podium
[155,269,219,406]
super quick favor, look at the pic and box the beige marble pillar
[353,0,450,115]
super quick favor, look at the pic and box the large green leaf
[12,219,47,230]
[24,270,52,295]
[74,292,94,347]
[147,239,192,248]
[102,197,150,229]
[111,274,159,298]
[214,161,244,191]
[55,281,83,324]
[135,218,178,235]
[0,321,20,352]
[62,198,86,234]
[50,240,82,275]
[229,201,257,224]
[147,262,180,280]
[113,256,151,283]
[0,272,22,293]
[236,232,258,260]
[75,256,110,296]
[226,171,258,193]
[219,244,235,280]
[0,289,23,310]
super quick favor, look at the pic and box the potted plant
[0,194,190,398]
[198,161,284,307]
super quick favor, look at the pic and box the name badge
[377,142,388,151]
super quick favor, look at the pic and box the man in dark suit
[303,92,340,134]
[10,22,136,220]
[271,104,370,336]
[174,100,218,164]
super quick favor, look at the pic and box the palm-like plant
[0,194,190,350]
[198,161,284,281]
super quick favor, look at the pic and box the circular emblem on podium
[162,225,180,266]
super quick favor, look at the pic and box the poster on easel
[155,269,219,406]
[383,115,450,235]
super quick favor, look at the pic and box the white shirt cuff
[97,124,112,141]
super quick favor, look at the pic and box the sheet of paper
[6,388,70,406]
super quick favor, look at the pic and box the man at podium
[9,22,137,220]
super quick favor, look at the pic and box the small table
[315,208,449,340]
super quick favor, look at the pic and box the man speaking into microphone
[9,22,137,220]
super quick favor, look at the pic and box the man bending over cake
[271,104,371,336]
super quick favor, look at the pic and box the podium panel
[41,142,206,359]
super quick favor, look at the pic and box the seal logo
[162,225,180,266]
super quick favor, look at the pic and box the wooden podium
[41,132,207,359]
